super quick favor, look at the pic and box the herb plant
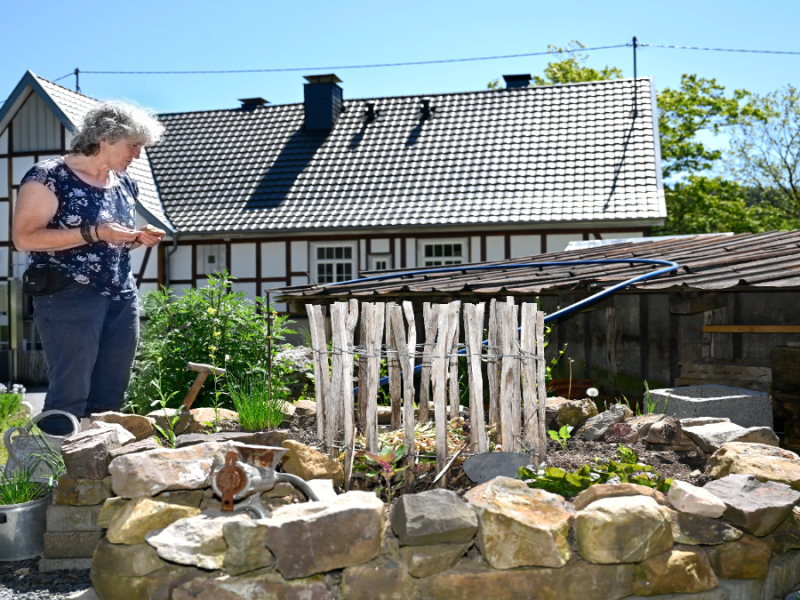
[548,425,573,451]
[149,366,182,448]
[644,381,670,415]
[616,444,639,465]
[363,445,409,504]
[228,368,292,432]
[0,466,48,506]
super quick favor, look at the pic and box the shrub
[125,272,295,414]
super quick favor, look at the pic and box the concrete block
[770,552,800,600]
[47,504,103,532]
[39,558,93,572]
[650,384,772,428]
[44,532,104,559]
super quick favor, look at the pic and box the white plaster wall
[291,275,308,286]
[486,236,505,261]
[0,248,8,277]
[0,159,8,197]
[231,281,257,302]
[548,233,584,253]
[137,282,158,300]
[290,241,308,273]
[170,245,193,281]
[0,203,8,241]
[359,239,367,271]
[371,238,390,253]
[142,247,158,279]
[231,243,257,278]
[0,129,8,153]
[600,232,644,239]
[470,236,480,262]
[130,245,144,275]
[11,156,35,185]
[394,238,401,268]
[198,244,226,276]
[261,242,286,277]
[405,238,416,268]
[510,235,541,258]
[170,283,193,297]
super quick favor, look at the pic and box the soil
[0,558,91,600]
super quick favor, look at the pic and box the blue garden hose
[324,258,680,389]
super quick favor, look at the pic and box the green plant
[29,428,67,488]
[619,395,642,417]
[518,458,672,498]
[644,382,670,415]
[149,367,181,448]
[228,368,292,432]
[363,445,409,504]
[126,272,295,413]
[0,465,49,506]
[548,425,573,451]
[616,444,639,465]
[0,393,22,422]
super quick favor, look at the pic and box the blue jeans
[33,283,139,435]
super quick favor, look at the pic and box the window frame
[417,238,469,267]
[367,253,392,271]
[309,240,359,285]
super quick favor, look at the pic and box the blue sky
[2,0,798,117]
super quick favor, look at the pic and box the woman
[12,101,166,435]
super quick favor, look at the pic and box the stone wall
[84,437,800,600]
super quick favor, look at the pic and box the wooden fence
[306,297,547,488]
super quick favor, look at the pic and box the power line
[75,44,630,75]
[640,43,800,56]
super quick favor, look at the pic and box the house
[0,70,665,382]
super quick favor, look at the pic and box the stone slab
[650,384,772,428]
[53,476,113,507]
[463,452,531,484]
[46,504,103,532]
[44,532,104,559]
[175,430,289,448]
[621,576,767,599]
[38,558,93,572]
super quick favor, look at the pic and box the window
[314,245,355,284]
[368,253,392,271]
[421,240,466,267]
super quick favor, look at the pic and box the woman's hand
[97,223,140,245]
[136,224,166,248]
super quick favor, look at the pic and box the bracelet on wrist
[80,223,94,245]
[94,224,101,242]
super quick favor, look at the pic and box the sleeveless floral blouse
[21,157,138,300]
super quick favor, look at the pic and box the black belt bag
[22,264,74,296]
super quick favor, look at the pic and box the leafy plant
[29,428,67,488]
[363,445,409,504]
[0,392,22,422]
[149,367,181,448]
[619,395,642,417]
[548,425,573,451]
[616,444,639,465]
[228,368,292,432]
[519,458,672,498]
[644,382,670,415]
[0,465,49,506]
[126,272,295,413]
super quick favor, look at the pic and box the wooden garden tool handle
[181,362,227,410]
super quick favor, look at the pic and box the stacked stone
[39,412,155,572]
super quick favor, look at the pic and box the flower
[213,331,221,337]
[207,308,217,315]
[209,345,217,352]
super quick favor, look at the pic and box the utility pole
[632,37,638,79]
[74,68,80,93]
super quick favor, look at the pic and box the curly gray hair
[70,101,165,156]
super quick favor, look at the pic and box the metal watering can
[3,410,80,481]
[211,444,320,519]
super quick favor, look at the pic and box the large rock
[92,538,166,577]
[774,507,800,554]
[556,399,598,429]
[582,404,632,442]
[62,424,134,479]
[146,408,192,436]
[106,498,201,545]
[706,443,800,491]
[705,533,775,579]
[146,513,241,570]
[109,441,233,497]
[575,495,673,564]
[628,414,664,439]
[462,452,531,485]
[186,407,239,433]
[399,543,468,578]
[294,400,317,416]
[172,569,333,600]
[265,491,384,579]
[98,498,130,529]
[175,430,289,448]
[222,519,274,576]
[275,345,316,400]
[91,564,205,600]
[632,545,718,596]
[98,491,202,529]
[108,438,159,460]
[644,416,682,445]
[281,440,344,487]
[465,477,573,569]
[53,475,113,506]
[420,558,633,600]
[703,474,800,536]
[667,479,727,518]
[683,421,778,453]
[341,556,419,600]
[573,483,666,511]
[392,488,478,546]
[91,412,154,441]
[603,422,638,444]
[545,396,570,429]
[663,507,743,546]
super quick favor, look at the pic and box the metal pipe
[275,472,320,502]
[164,233,179,289]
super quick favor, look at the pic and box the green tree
[727,84,800,215]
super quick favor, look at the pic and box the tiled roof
[30,74,174,232]
[147,77,665,234]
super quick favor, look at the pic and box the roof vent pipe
[238,97,269,108]
[502,74,532,89]
[303,74,344,133]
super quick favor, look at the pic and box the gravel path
[0,559,91,600]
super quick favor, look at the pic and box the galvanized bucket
[3,410,80,480]
[0,493,51,561]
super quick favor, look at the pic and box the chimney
[303,74,344,133]
[502,74,532,89]
[238,97,269,109]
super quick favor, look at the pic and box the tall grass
[0,466,48,506]
[228,373,287,432]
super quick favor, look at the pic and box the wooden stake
[365,303,385,452]
[357,303,368,429]
[508,299,521,452]
[521,302,539,454]
[391,302,417,491]
[386,302,402,431]
[432,304,451,487]
[535,309,548,461]
[418,303,439,423]
[447,301,462,421]
[487,298,500,431]
[306,304,330,443]
[328,303,346,456]
[464,303,488,453]
[498,302,516,452]
[342,299,358,489]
